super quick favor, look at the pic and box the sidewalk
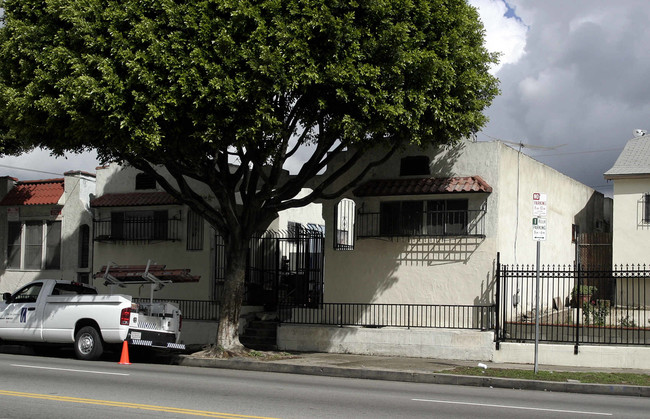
[178,351,650,397]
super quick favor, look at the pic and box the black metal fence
[496,260,650,347]
[279,302,494,329]
[133,298,219,321]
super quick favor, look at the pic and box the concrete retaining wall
[277,324,495,361]
[181,320,219,346]
[494,342,650,369]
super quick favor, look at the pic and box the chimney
[0,176,18,201]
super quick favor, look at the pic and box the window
[380,201,423,236]
[7,282,43,303]
[399,156,430,176]
[52,282,97,295]
[77,272,90,284]
[186,210,204,250]
[135,173,156,190]
[379,199,468,236]
[334,199,355,250]
[6,220,61,270]
[644,194,650,223]
[78,224,90,268]
[111,210,168,240]
[288,221,302,242]
[7,222,21,269]
[427,199,468,235]
[45,221,61,269]
[24,221,43,269]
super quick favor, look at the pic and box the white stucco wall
[607,177,650,306]
[494,144,600,266]
[91,205,214,301]
[610,177,650,265]
[319,140,608,308]
[269,188,324,232]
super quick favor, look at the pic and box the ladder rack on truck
[95,260,200,303]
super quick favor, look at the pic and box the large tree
[0,0,499,351]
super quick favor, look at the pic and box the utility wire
[0,163,66,177]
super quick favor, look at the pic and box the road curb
[177,356,650,397]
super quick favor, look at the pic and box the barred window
[379,199,468,236]
[135,173,156,190]
[110,210,168,240]
[186,210,204,251]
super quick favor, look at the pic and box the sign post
[532,193,547,374]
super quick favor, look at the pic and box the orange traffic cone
[118,340,131,365]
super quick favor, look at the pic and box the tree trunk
[215,236,248,352]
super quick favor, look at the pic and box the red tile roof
[90,191,180,207]
[353,176,493,197]
[0,178,65,206]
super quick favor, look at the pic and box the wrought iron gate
[213,228,324,308]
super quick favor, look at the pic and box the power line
[531,147,623,158]
[477,132,623,158]
[0,163,65,177]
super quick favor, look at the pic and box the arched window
[334,199,355,250]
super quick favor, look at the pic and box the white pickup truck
[0,279,184,360]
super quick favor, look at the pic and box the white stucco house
[604,131,650,306]
[90,162,325,298]
[278,139,611,359]
[0,171,96,293]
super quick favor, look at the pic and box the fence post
[574,263,581,355]
[407,305,411,329]
[495,252,501,350]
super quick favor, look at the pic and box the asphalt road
[0,351,648,418]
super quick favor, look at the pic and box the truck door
[0,282,44,341]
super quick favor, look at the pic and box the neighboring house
[90,163,324,305]
[0,171,96,293]
[90,163,210,301]
[278,139,611,358]
[604,131,650,306]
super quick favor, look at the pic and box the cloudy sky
[2,0,648,197]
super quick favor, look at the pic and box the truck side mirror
[2,292,11,302]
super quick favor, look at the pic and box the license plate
[130,331,142,340]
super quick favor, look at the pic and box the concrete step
[243,327,277,338]
[240,335,277,351]
[241,320,278,351]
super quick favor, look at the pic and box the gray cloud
[474,0,650,195]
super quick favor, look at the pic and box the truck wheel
[74,326,103,361]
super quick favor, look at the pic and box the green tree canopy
[0,0,499,350]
